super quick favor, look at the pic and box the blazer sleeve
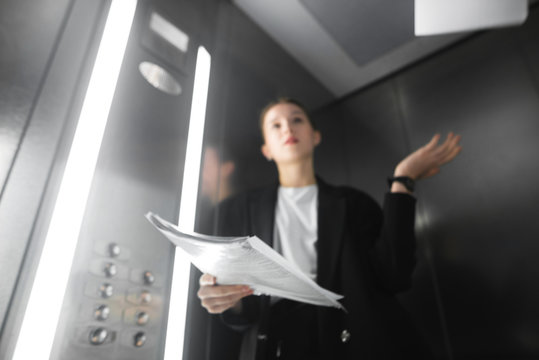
[365,192,417,293]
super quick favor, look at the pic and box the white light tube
[12,1,137,359]
[164,46,211,360]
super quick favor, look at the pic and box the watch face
[404,178,414,190]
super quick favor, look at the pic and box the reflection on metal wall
[312,7,539,359]
[0,0,218,358]
[0,2,106,358]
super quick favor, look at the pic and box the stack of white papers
[146,212,344,309]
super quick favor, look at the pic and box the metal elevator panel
[311,7,539,358]
[47,2,197,359]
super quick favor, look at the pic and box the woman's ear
[261,144,272,161]
[314,130,321,146]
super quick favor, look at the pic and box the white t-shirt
[273,184,318,281]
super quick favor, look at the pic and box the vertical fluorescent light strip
[164,46,211,360]
[12,1,137,359]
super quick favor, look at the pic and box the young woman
[197,98,462,359]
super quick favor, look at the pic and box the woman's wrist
[390,181,413,194]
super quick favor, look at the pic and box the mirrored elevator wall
[0,0,104,354]
[311,6,539,359]
[0,0,220,359]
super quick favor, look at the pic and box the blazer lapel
[316,179,346,290]
[249,183,278,246]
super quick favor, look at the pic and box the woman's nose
[281,120,293,134]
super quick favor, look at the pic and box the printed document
[146,212,344,309]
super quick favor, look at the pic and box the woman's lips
[285,137,299,145]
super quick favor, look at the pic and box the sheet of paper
[146,212,344,309]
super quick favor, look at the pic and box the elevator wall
[311,7,539,359]
[0,0,104,346]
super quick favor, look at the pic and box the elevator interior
[1,0,539,359]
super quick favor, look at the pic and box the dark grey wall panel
[313,8,539,360]
[396,23,539,358]
[516,7,539,99]
[315,82,410,203]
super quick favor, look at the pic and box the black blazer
[216,177,431,359]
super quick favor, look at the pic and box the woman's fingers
[197,273,253,314]
[198,286,253,314]
[401,132,461,180]
[199,273,216,286]
[424,133,441,151]
[435,134,461,164]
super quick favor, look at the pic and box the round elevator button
[143,271,155,285]
[94,304,110,321]
[140,290,152,304]
[134,331,146,347]
[99,283,113,298]
[108,243,121,258]
[136,311,149,326]
[89,327,108,345]
[340,329,351,343]
[104,263,117,278]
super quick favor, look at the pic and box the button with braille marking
[134,331,146,347]
[340,329,351,343]
[99,283,113,298]
[94,304,110,321]
[108,243,121,258]
[136,311,149,326]
[89,327,108,345]
[143,271,155,285]
[103,263,117,278]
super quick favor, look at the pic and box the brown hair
[258,97,316,135]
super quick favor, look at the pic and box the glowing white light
[415,0,528,36]
[163,46,211,360]
[12,1,137,359]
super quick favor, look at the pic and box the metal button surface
[143,271,155,285]
[136,311,149,326]
[134,331,146,347]
[108,243,121,258]
[140,290,152,304]
[257,334,267,341]
[89,327,108,345]
[340,329,351,343]
[104,263,117,278]
[94,304,110,321]
[99,283,113,298]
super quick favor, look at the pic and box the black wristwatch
[387,176,415,192]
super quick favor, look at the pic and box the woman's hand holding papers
[198,273,254,314]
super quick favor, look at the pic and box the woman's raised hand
[395,132,462,180]
[197,273,253,314]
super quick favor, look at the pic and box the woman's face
[261,103,321,165]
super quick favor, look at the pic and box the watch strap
[387,176,415,192]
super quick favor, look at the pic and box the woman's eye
[272,123,281,129]
[293,117,303,123]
